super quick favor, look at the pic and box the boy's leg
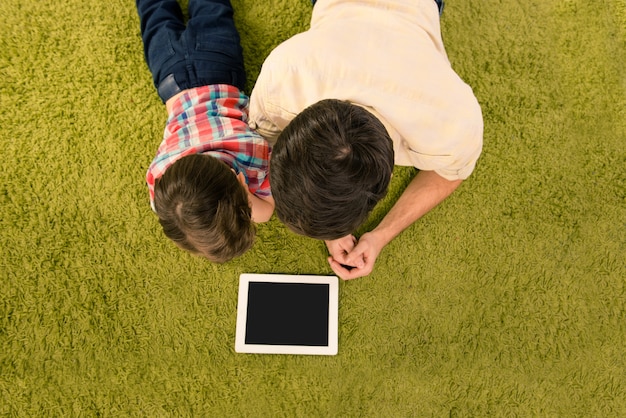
[136,0,187,101]
[183,0,247,91]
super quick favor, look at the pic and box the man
[249,0,483,279]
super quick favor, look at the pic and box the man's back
[249,0,483,181]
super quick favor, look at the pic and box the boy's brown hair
[154,154,255,263]
[270,99,394,240]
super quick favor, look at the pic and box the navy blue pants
[136,0,246,102]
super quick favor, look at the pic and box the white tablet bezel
[235,274,339,355]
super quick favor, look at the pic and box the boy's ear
[234,170,247,186]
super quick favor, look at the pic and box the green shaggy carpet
[1,0,625,416]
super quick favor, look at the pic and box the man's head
[154,154,254,263]
[270,99,394,240]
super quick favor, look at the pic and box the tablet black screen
[244,282,330,346]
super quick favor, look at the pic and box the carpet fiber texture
[1,0,625,416]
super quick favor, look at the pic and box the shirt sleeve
[255,176,272,198]
[248,55,303,146]
[249,78,282,144]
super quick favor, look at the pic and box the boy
[137,0,274,262]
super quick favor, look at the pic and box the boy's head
[270,99,394,240]
[154,154,254,263]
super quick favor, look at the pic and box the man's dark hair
[270,99,394,240]
[154,154,255,263]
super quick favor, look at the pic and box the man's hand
[326,233,383,280]
[326,171,463,280]
[325,235,361,269]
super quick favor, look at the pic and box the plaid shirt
[146,85,271,211]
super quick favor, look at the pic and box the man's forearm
[369,170,462,247]
[328,170,462,280]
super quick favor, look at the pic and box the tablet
[235,274,339,355]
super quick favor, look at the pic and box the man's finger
[328,257,367,280]
[329,249,350,265]
[345,246,366,269]
[328,257,358,280]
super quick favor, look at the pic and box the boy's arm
[237,171,275,223]
[249,194,275,223]
[327,170,462,280]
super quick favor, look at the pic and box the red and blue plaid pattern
[146,84,271,211]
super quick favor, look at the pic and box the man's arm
[327,170,462,280]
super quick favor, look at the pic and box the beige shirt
[249,0,483,181]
